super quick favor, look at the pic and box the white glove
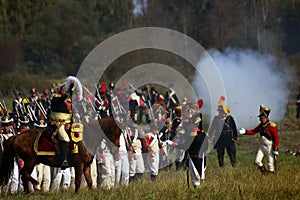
[239,128,246,135]
[273,151,279,156]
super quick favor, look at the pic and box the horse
[83,118,123,154]
[0,118,122,193]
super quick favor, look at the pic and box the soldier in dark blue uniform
[187,108,209,187]
[50,85,73,167]
[209,96,238,167]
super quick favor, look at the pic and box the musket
[27,105,38,122]
[14,105,20,118]
[111,95,119,115]
[94,84,104,109]
[0,96,8,116]
[33,98,48,119]
[82,84,96,112]
[128,83,136,91]
[114,95,126,114]
[146,84,155,120]
[13,85,26,116]
[148,99,155,121]
[0,91,7,114]
[0,101,5,111]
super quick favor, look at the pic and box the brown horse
[0,128,94,193]
[83,118,123,154]
[0,118,122,193]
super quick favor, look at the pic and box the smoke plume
[193,47,293,128]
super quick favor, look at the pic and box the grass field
[0,121,299,200]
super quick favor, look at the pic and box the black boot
[229,153,236,167]
[150,174,156,181]
[129,175,136,182]
[59,141,69,169]
[135,173,143,180]
[258,166,268,175]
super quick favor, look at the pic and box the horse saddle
[33,124,83,156]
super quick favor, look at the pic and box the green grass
[0,123,299,200]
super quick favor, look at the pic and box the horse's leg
[20,161,39,193]
[83,164,92,189]
[74,163,84,193]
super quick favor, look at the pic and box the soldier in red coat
[239,105,279,174]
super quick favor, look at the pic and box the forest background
[0,0,299,102]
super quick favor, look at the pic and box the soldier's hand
[239,128,246,135]
[171,141,178,147]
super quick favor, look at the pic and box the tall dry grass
[0,125,299,200]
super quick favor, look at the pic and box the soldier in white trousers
[34,119,51,192]
[128,125,145,181]
[115,130,130,186]
[50,167,71,190]
[145,125,160,181]
[36,163,51,192]
[96,139,116,189]
[239,105,279,174]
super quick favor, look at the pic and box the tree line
[0,0,299,95]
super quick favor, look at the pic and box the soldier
[50,85,72,167]
[138,86,151,124]
[145,125,161,181]
[169,106,182,141]
[297,88,300,118]
[18,116,30,134]
[12,92,25,124]
[27,88,41,122]
[209,96,238,167]
[187,99,209,188]
[128,91,142,123]
[0,115,20,194]
[34,118,51,192]
[128,124,145,182]
[40,89,52,120]
[95,82,110,119]
[50,167,71,191]
[239,105,279,174]
[96,139,116,188]
[150,87,159,106]
[165,86,180,116]
[115,127,130,186]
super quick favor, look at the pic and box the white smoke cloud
[193,47,293,129]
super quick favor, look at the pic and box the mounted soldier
[50,76,83,167]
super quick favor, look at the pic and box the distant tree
[0,37,23,73]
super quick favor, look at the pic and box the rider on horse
[50,85,73,167]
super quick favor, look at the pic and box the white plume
[65,76,83,101]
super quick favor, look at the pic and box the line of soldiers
[0,80,281,193]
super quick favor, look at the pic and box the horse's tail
[0,136,17,185]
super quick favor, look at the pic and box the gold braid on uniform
[50,112,72,141]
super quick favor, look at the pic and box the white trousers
[129,153,145,177]
[92,156,98,187]
[148,151,159,176]
[115,151,129,186]
[255,136,275,172]
[36,163,51,192]
[51,167,71,190]
[100,152,115,189]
